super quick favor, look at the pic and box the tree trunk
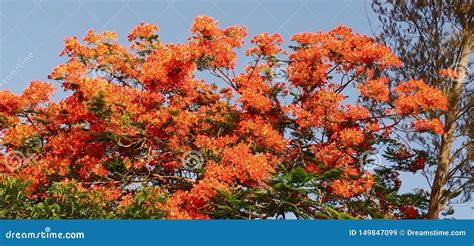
[426,43,472,219]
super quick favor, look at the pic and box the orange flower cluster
[359,77,390,102]
[246,32,285,57]
[337,127,365,147]
[0,91,22,116]
[287,25,401,88]
[239,116,287,151]
[439,68,459,79]
[128,22,159,41]
[331,168,374,198]
[394,79,447,115]
[0,16,448,219]
[412,118,444,134]
[235,67,274,112]
[190,16,247,69]
[166,143,275,218]
[21,80,56,107]
[140,44,196,91]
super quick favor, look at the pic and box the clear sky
[0,0,471,219]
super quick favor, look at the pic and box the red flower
[400,205,418,219]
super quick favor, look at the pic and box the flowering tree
[0,16,447,219]
[373,0,473,219]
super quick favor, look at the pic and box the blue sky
[0,0,471,219]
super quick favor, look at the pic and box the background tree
[0,16,447,219]
[372,0,473,218]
